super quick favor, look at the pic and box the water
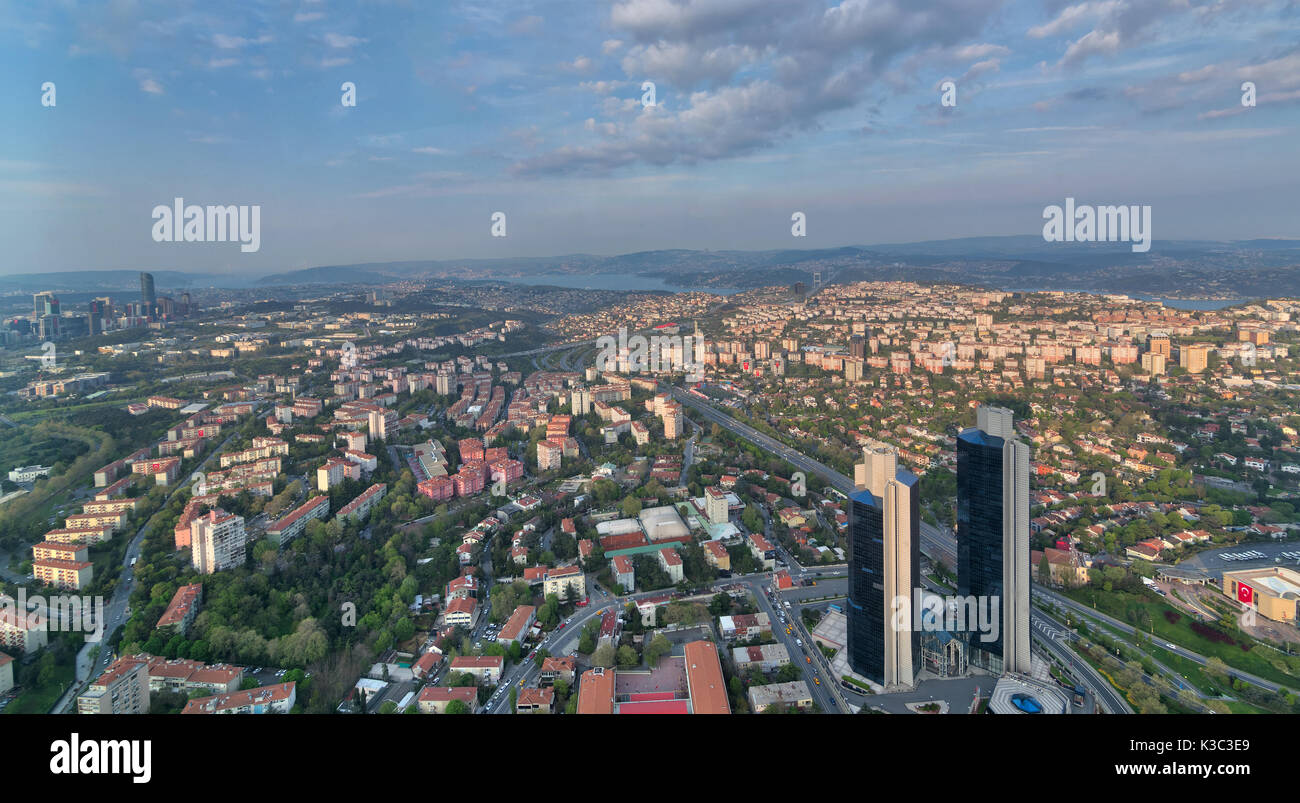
[1129,296,1253,311]
[497,272,742,295]
[1009,287,1253,310]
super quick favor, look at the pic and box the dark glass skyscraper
[956,405,1030,675]
[140,272,157,318]
[847,446,920,688]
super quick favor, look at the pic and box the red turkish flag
[198,429,205,437]
[1238,583,1254,604]
[150,463,160,472]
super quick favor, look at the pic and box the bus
[1071,685,1085,707]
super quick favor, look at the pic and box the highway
[661,382,1149,712]
[667,384,959,567]
[1030,606,1132,714]
[1034,584,1285,694]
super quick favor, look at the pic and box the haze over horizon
[3,0,1299,276]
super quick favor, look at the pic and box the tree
[622,495,642,518]
[644,634,671,668]
[444,699,470,715]
[593,643,616,668]
[1038,553,1052,585]
[616,645,639,667]
[709,592,733,616]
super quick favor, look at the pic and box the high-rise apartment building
[191,509,247,574]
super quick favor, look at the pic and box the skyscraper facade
[956,404,1031,675]
[847,446,920,689]
[140,272,157,318]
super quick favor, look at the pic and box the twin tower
[846,404,1031,690]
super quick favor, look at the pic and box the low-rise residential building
[718,613,770,641]
[576,666,615,714]
[747,679,814,712]
[731,643,791,674]
[0,653,12,696]
[611,554,635,591]
[657,547,684,583]
[449,655,504,684]
[336,483,387,524]
[0,595,48,654]
[444,596,477,629]
[542,565,586,601]
[265,495,330,548]
[31,542,93,590]
[182,682,296,714]
[156,583,203,636]
[539,656,576,687]
[498,605,536,647]
[78,657,150,714]
[516,686,554,713]
[416,685,478,714]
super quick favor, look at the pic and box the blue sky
[2,0,1298,278]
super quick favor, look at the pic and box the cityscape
[2,0,1297,783]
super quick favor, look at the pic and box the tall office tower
[87,299,105,336]
[33,291,60,317]
[180,292,192,315]
[848,446,920,689]
[956,404,1031,676]
[140,272,157,317]
[37,315,60,341]
[849,334,866,360]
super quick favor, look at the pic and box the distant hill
[9,235,1300,298]
[0,270,204,294]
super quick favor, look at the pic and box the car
[814,678,820,686]
[806,656,811,663]
[796,639,803,647]
[557,623,566,630]
[1166,643,1176,649]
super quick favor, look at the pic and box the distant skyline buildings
[141,272,156,318]
[2,2,1297,275]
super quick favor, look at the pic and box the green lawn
[1062,587,1300,690]
[3,663,75,715]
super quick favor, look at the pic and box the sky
[1,0,1298,278]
